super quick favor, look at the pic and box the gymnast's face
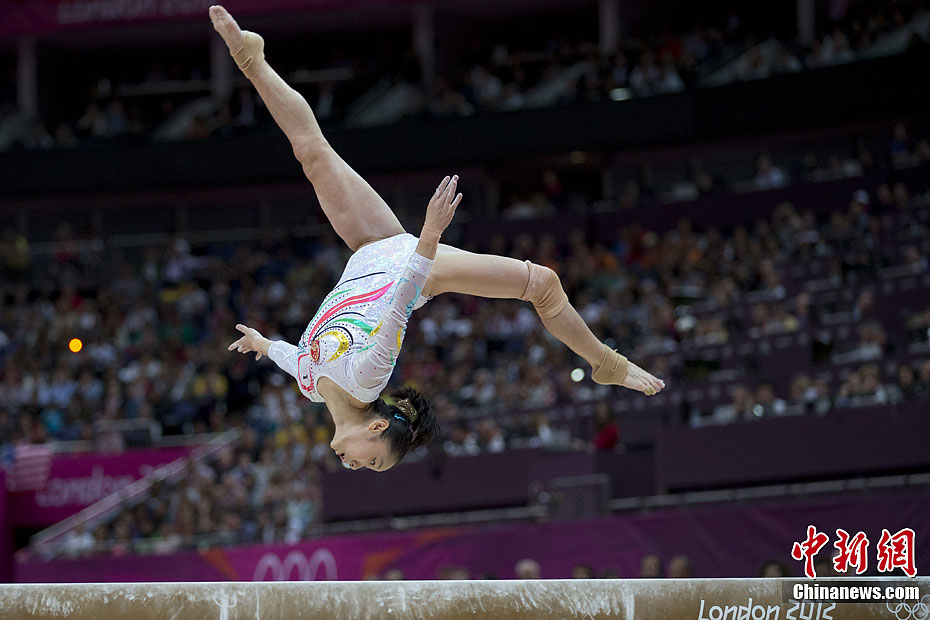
[330,419,394,472]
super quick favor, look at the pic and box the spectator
[640,554,663,578]
[754,154,788,190]
[62,523,95,558]
[914,360,930,398]
[591,402,619,451]
[893,364,919,401]
[759,560,790,577]
[475,417,506,453]
[807,378,833,416]
[750,382,787,418]
[667,554,694,578]
[713,384,753,425]
[515,558,542,579]
[571,564,595,579]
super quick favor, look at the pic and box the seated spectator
[736,47,771,81]
[437,565,471,580]
[772,45,803,75]
[667,554,694,578]
[713,384,753,425]
[916,360,930,398]
[823,29,857,65]
[889,122,914,166]
[656,51,685,94]
[476,417,506,453]
[515,558,542,579]
[62,523,95,558]
[784,375,811,415]
[893,364,919,401]
[591,402,619,451]
[759,560,790,577]
[835,321,887,362]
[750,382,787,418]
[571,564,595,579]
[443,422,480,456]
[835,364,890,407]
[754,154,788,190]
[902,245,929,273]
[640,554,663,578]
[629,50,661,96]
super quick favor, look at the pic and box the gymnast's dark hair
[370,386,439,462]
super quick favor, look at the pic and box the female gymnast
[215,5,665,472]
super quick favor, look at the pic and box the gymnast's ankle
[591,344,629,386]
[232,31,265,78]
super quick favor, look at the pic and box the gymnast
[215,5,665,472]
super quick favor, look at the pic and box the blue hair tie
[394,412,413,434]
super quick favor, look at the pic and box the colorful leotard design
[268,233,432,403]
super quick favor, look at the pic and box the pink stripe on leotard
[306,281,393,342]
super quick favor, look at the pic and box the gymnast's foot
[592,345,666,396]
[209,5,244,51]
[210,5,265,77]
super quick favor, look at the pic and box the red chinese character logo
[877,528,917,577]
[833,529,869,575]
[792,525,830,579]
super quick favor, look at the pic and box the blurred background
[0,0,929,583]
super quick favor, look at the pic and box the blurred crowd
[4,0,929,151]
[61,426,324,557]
[1,121,929,454]
[369,552,793,580]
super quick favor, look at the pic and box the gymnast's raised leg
[210,5,404,251]
[424,247,665,395]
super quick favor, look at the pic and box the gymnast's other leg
[209,5,404,251]
[424,246,665,395]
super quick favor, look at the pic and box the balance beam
[0,579,925,619]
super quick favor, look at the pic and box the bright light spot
[571,368,585,382]
[752,404,764,418]
[342,461,352,469]
[610,88,632,101]
[68,338,83,353]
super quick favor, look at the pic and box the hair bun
[396,398,418,422]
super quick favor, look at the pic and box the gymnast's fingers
[235,323,250,334]
[435,175,451,196]
[228,338,243,351]
[255,352,263,361]
[451,193,463,209]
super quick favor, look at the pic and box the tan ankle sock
[591,345,629,386]
[232,31,265,78]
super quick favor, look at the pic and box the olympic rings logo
[886,595,930,620]
[252,549,338,581]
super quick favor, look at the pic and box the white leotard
[268,233,432,403]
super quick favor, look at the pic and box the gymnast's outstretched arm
[352,176,462,389]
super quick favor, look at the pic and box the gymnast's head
[330,386,438,472]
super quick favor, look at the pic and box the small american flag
[4,444,53,492]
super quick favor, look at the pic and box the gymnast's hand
[227,323,271,361]
[422,175,462,239]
